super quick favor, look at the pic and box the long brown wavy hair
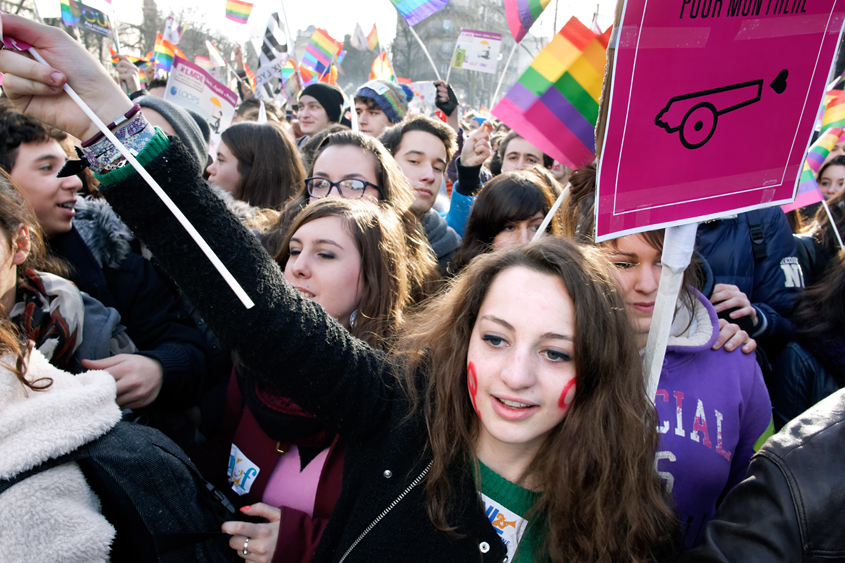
[267,131,439,302]
[396,238,676,562]
[275,198,412,349]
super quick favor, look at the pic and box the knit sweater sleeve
[96,134,399,442]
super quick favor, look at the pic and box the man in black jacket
[682,387,845,562]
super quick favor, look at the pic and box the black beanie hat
[299,83,345,124]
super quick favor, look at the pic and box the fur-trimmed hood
[73,195,135,269]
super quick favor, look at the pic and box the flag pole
[822,199,845,250]
[406,22,441,81]
[491,40,518,106]
[444,31,460,83]
[278,0,304,93]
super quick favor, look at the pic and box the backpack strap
[746,210,768,262]
[0,447,88,496]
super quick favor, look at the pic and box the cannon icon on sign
[655,70,788,149]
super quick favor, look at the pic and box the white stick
[278,0,303,91]
[26,47,254,309]
[407,24,441,82]
[822,198,845,250]
[491,41,518,107]
[531,183,568,241]
[445,32,460,83]
[642,223,698,402]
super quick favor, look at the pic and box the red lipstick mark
[467,362,480,419]
[558,378,576,410]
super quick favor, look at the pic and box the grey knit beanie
[136,95,209,167]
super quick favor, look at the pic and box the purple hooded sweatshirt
[653,289,773,549]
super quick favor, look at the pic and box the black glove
[436,82,458,117]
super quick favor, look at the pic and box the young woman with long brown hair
[207,121,305,210]
[0,19,677,562]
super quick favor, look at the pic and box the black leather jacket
[681,388,845,562]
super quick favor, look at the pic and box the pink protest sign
[595,0,845,241]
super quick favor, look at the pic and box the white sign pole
[642,222,698,402]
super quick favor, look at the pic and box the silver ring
[242,536,249,555]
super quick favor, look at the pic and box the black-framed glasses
[305,177,381,199]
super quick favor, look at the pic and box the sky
[100,0,618,53]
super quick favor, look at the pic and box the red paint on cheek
[558,378,577,410]
[467,362,481,419]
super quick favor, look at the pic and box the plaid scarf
[9,269,84,371]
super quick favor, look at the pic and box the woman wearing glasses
[264,132,439,302]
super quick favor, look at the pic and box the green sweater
[477,462,543,563]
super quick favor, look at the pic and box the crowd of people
[1,14,845,563]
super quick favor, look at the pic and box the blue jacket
[695,209,802,349]
[769,341,838,429]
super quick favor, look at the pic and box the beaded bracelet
[81,112,155,175]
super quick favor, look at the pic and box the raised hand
[0,14,133,141]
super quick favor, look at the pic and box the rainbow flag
[225,0,253,24]
[194,55,213,70]
[60,0,78,26]
[369,52,394,81]
[368,25,380,51]
[821,90,845,135]
[505,0,553,43]
[390,0,448,26]
[244,63,257,92]
[492,17,611,170]
[782,127,844,212]
[301,28,343,76]
[281,59,297,84]
[153,33,176,72]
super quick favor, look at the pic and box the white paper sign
[451,30,502,75]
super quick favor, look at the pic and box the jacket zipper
[337,461,433,563]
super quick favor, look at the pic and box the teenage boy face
[394,130,448,216]
[355,100,392,138]
[298,95,330,135]
[10,140,82,238]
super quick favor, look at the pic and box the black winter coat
[96,136,510,563]
[680,387,845,562]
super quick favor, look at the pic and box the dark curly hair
[0,112,67,174]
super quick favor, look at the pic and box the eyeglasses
[305,177,381,199]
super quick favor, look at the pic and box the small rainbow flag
[390,0,448,26]
[369,52,394,81]
[782,127,844,212]
[281,59,297,84]
[492,17,611,170]
[194,55,213,70]
[244,63,257,92]
[60,0,78,26]
[301,28,343,76]
[368,25,380,51]
[206,41,227,68]
[153,33,176,72]
[505,0,553,43]
[821,90,845,135]
[225,0,253,24]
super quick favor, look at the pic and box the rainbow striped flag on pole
[782,127,844,212]
[390,0,448,26]
[492,17,611,170]
[505,0,553,43]
[153,33,176,71]
[301,28,343,76]
[225,0,253,24]
[368,25,380,51]
[60,0,78,26]
[370,52,394,81]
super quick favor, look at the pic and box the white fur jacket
[0,349,121,562]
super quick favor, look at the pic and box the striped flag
[505,0,552,43]
[60,0,78,26]
[206,40,227,68]
[367,25,380,52]
[225,0,253,24]
[782,127,844,212]
[821,90,845,135]
[492,17,611,170]
[194,55,213,70]
[153,33,177,72]
[369,52,394,81]
[301,28,343,76]
[244,63,257,92]
[390,0,448,26]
